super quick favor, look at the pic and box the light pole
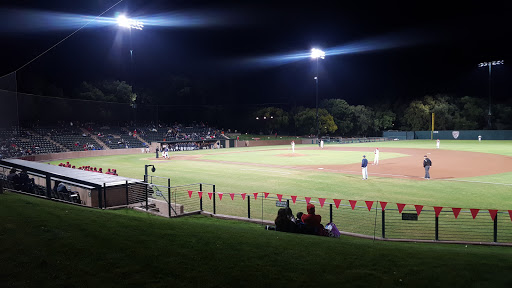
[311,48,325,140]
[478,60,504,129]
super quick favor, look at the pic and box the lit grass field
[50,140,512,211]
[2,192,512,288]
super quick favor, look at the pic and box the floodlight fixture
[311,48,325,59]
[117,14,144,30]
[478,59,505,128]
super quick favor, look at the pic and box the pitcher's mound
[277,153,307,157]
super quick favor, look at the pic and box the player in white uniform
[373,148,379,165]
[291,141,295,153]
[478,135,481,142]
[320,140,324,149]
[436,139,440,149]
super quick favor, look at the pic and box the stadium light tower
[311,48,325,139]
[117,14,144,30]
[478,60,504,129]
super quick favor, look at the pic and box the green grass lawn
[2,192,512,288]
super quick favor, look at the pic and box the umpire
[423,155,432,180]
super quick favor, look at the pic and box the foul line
[441,179,512,186]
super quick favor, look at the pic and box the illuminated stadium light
[478,59,504,128]
[478,60,504,67]
[117,14,144,30]
[311,48,325,59]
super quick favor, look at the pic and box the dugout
[0,158,146,208]
[157,139,220,151]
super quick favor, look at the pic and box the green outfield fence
[384,130,512,140]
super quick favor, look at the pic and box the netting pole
[329,204,333,223]
[435,215,439,241]
[45,175,52,199]
[199,184,203,211]
[168,178,171,218]
[381,209,386,238]
[213,185,216,215]
[247,195,251,218]
[494,214,498,242]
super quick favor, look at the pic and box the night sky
[1,0,510,108]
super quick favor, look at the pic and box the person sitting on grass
[301,204,324,235]
[274,208,296,233]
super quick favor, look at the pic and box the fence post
[0,178,3,194]
[213,185,216,214]
[286,199,290,208]
[435,216,439,241]
[199,183,203,211]
[494,214,498,242]
[145,182,148,211]
[97,185,103,209]
[381,209,386,238]
[125,180,129,206]
[330,204,333,223]
[168,178,171,218]
[248,195,251,218]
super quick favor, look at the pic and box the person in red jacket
[301,204,324,235]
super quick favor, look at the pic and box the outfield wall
[384,130,512,140]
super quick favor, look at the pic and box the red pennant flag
[218,193,223,201]
[241,193,246,200]
[365,201,374,211]
[305,197,311,204]
[489,209,498,221]
[264,192,269,199]
[470,209,479,219]
[277,194,283,201]
[349,200,357,210]
[452,208,461,219]
[318,198,326,208]
[253,193,258,200]
[414,205,424,216]
[396,203,406,214]
[333,199,341,209]
[433,206,443,217]
[291,195,297,204]
[198,191,203,199]
[380,201,387,210]
[229,193,235,200]
[188,190,193,198]
[208,192,213,200]
[509,210,512,222]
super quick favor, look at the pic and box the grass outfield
[2,192,512,288]
[49,140,512,211]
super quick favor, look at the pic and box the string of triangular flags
[187,190,511,221]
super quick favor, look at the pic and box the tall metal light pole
[311,48,325,140]
[478,60,504,129]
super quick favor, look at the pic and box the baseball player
[291,140,295,153]
[478,135,482,142]
[361,155,368,180]
[436,139,440,149]
[373,148,379,165]
[423,155,432,180]
[320,139,324,149]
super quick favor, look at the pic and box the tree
[320,99,354,136]
[349,105,374,136]
[402,100,430,130]
[76,80,137,104]
[253,107,289,134]
[294,108,337,136]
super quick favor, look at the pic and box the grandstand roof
[0,159,142,188]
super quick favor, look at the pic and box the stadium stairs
[81,128,110,150]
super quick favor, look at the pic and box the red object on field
[318,198,326,208]
[305,197,311,204]
[188,190,193,198]
[470,209,480,219]
[291,195,297,204]
[349,200,357,210]
[488,209,498,221]
[208,192,213,200]
[452,208,462,219]
[277,194,282,201]
[197,192,203,199]
[434,206,443,217]
[264,192,269,199]
[230,193,235,200]
[218,193,223,201]
[508,210,512,221]
[414,205,424,216]
[241,193,246,200]
[253,193,258,200]
[380,201,388,210]
[333,199,342,209]
[365,201,374,211]
[396,203,406,213]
